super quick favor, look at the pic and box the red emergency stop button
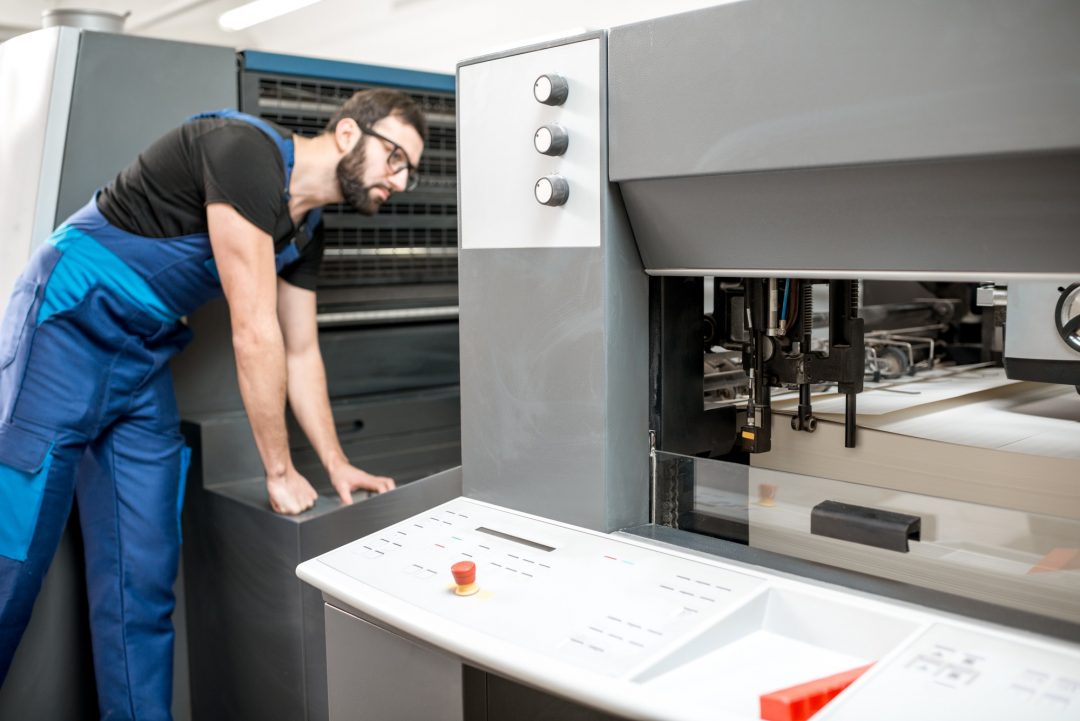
[451,560,479,596]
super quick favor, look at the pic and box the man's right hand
[266,467,319,515]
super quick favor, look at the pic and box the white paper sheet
[774,368,1080,459]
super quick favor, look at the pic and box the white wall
[239,0,731,74]
[4,0,736,74]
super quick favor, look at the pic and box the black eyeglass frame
[360,125,420,191]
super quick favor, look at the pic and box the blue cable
[780,279,791,322]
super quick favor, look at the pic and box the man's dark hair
[324,88,428,142]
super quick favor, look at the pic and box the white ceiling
[1,0,731,74]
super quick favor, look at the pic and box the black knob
[534,74,569,106]
[534,124,569,156]
[1056,282,1080,352]
[535,175,569,206]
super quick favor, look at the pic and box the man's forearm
[234,323,292,477]
[285,345,347,472]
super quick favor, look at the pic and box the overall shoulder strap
[187,109,294,196]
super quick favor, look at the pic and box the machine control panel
[300,498,1080,720]
[459,39,601,248]
[311,498,766,678]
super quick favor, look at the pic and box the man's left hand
[329,463,396,504]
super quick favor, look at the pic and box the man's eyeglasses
[360,125,420,191]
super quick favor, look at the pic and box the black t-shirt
[97,116,323,290]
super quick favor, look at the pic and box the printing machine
[296,2,1080,719]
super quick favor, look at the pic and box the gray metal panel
[608,0,1080,181]
[182,420,462,721]
[460,247,607,528]
[457,35,648,532]
[172,300,460,418]
[607,0,1080,279]
[324,604,463,721]
[56,32,236,222]
[621,153,1080,278]
[601,184,649,529]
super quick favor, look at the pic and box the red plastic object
[451,560,476,586]
[759,663,873,721]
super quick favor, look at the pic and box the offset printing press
[298,2,1080,719]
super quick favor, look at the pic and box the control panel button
[535,175,569,206]
[534,124,569,156]
[452,560,479,596]
[534,73,569,105]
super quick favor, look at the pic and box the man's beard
[335,143,386,216]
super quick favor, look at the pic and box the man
[0,88,425,719]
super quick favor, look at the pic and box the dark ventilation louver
[242,73,458,288]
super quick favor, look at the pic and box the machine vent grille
[242,72,458,289]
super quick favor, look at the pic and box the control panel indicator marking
[476,526,556,552]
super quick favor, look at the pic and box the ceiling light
[218,0,323,31]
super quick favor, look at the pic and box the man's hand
[329,463,395,505]
[266,467,319,515]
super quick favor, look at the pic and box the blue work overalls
[0,111,319,720]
